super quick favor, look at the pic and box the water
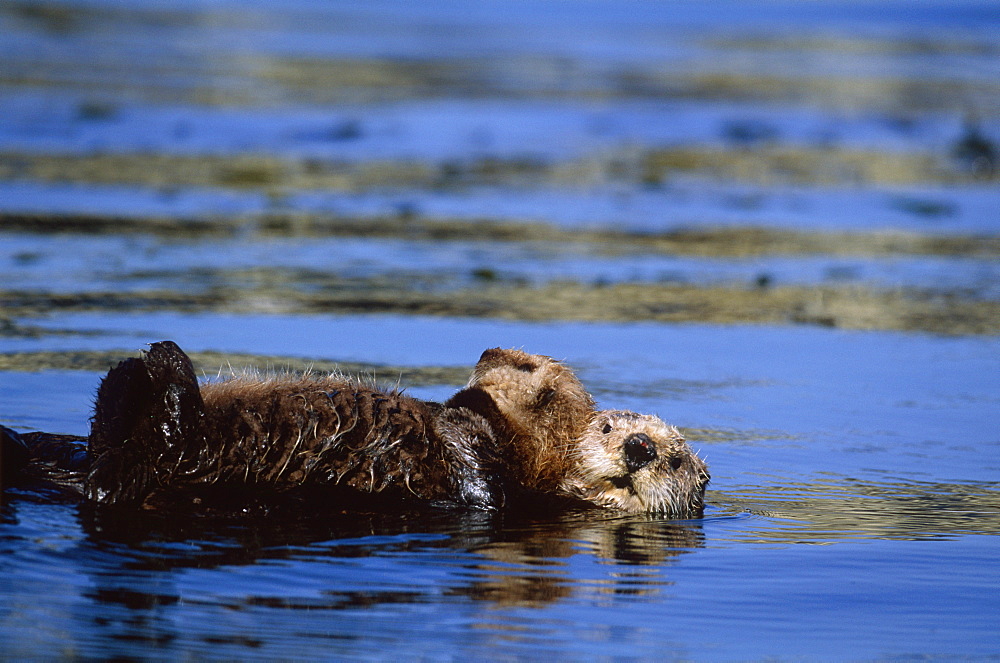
[2,0,999,659]
[4,506,997,661]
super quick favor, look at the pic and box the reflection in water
[452,515,702,606]
[76,503,701,594]
[713,477,1000,542]
[0,502,696,657]
[4,460,998,657]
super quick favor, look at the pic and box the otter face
[466,348,595,449]
[567,410,709,517]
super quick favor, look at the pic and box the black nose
[623,433,657,473]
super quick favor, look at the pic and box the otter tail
[87,340,207,505]
[1,426,88,494]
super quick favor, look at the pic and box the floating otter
[449,349,709,516]
[2,342,708,516]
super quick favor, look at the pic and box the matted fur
[450,350,709,516]
[86,342,499,508]
[446,348,596,492]
[20,342,709,516]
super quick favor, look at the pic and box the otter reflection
[68,502,704,611]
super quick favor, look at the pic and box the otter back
[85,342,502,509]
[199,377,457,501]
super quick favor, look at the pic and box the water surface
[2,0,998,659]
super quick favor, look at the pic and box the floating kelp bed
[2,278,997,335]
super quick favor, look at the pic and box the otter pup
[448,349,709,517]
[445,347,596,495]
[3,343,708,516]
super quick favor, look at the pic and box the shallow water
[2,0,999,660]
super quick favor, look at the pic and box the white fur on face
[566,410,709,517]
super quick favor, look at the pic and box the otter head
[448,348,596,490]
[467,348,596,436]
[564,410,709,517]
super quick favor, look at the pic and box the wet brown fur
[12,342,708,516]
[445,348,596,493]
[86,342,499,509]
[450,349,709,516]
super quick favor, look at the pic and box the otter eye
[602,423,612,434]
[515,362,536,372]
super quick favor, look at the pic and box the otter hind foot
[87,340,207,505]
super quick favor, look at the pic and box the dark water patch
[6,3,83,35]
[705,33,999,57]
[258,217,1000,258]
[0,151,434,192]
[682,427,800,446]
[0,212,238,237]
[618,70,1000,115]
[2,1,215,35]
[589,375,773,402]
[0,289,226,315]
[0,317,104,340]
[641,145,993,186]
[890,195,958,219]
[952,122,999,177]
[0,149,550,191]
[253,56,503,104]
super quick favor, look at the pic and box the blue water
[4,317,999,658]
[2,0,999,659]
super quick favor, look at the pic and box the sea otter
[449,349,709,517]
[1,342,708,516]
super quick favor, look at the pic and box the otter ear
[478,347,506,363]
[475,347,524,371]
[444,385,498,417]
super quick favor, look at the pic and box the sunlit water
[4,317,999,659]
[2,0,999,659]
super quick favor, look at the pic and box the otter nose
[623,433,657,473]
